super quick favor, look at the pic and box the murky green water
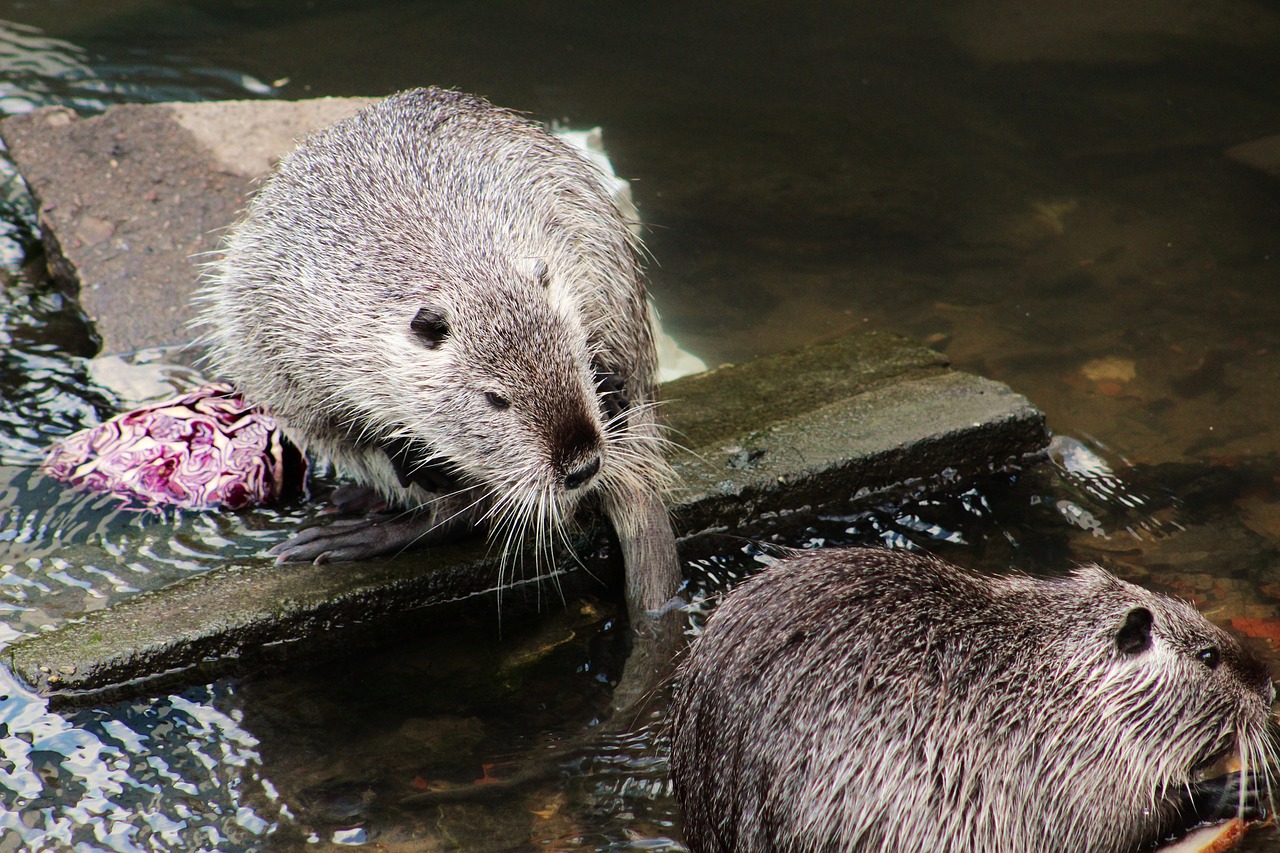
[1,1,1279,849]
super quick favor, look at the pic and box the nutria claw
[269,510,469,564]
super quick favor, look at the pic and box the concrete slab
[6,330,1047,702]
[0,98,372,354]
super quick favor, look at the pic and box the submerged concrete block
[6,330,1047,701]
[1227,134,1280,180]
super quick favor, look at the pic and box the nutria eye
[410,307,449,348]
[485,391,510,410]
[1197,646,1221,670]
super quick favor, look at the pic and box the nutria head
[375,258,611,525]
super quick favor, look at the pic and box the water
[0,1,1278,849]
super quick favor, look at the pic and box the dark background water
[0,0,1279,849]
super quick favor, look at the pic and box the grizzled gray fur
[197,88,678,615]
[669,547,1278,853]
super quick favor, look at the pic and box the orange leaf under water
[475,762,503,784]
[1229,618,1280,646]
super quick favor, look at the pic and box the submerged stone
[1227,135,1280,181]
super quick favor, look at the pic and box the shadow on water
[0,0,1278,849]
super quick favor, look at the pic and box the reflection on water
[0,670,279,849]
[0,17,276,116]
[0,1,1277,850]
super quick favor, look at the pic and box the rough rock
[0,98,372,353]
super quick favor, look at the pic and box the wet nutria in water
[197,88,680,629]
[669,547,1278,853]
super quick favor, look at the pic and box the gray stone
[6,330,1047,701]
[0,98,372,354]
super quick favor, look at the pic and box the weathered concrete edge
[671,371,1046,531]
[7,536,607,703]
[7,345,1049,702]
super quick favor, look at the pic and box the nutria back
[669,547,1277,853]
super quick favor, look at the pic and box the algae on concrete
[665,330,948,450]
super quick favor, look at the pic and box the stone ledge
[7,330,1047,702]
[0,98,373,354]
[0,95,1050,702]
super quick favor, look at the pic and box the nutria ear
[410,307,450,348]
[1116,607,1153,655]
[533,260,550,288]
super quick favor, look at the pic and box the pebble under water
[0,2,1279,851]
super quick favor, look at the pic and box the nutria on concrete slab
[197,87,681,633]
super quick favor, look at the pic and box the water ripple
[0,673,281,851]
[0,18,277,116]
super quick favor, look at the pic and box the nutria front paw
[322,483,388,516]
[1186,771,1269,824]
[269,512,440,564]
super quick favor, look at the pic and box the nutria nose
[564,456,600,490]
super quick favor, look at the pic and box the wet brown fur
[670,547,1278,853]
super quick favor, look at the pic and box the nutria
[196,88,680,634]
[669,547,1278,853]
